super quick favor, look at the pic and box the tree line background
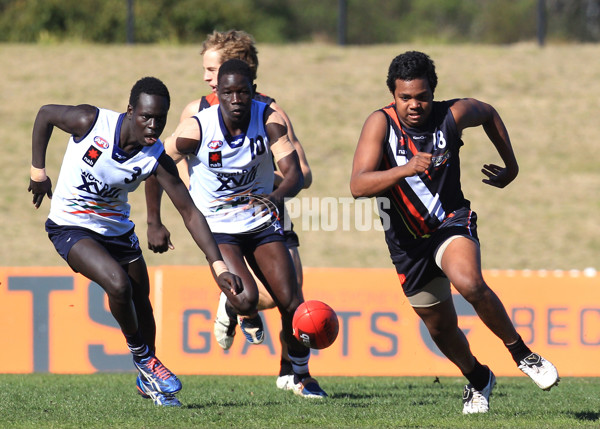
[1,0,600,45]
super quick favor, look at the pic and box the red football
[292,300,339,349]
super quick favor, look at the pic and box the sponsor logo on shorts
[209,151,222,168]
[272,220,283,235]
[83,145,102,167]
[207,140,223,150]
[93,136,110,149]
[129,233,139,249]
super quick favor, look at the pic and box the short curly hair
[386,51,438,95]
[201,29,259,81]
[218,59,254,84]
[129,76,170,109]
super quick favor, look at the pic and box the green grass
[1,375,599,428]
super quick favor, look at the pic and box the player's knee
[457,279,488,303]
[103,274,132,303]
[281,296,302,318]
[426,316,458,338]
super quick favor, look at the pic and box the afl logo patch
[209,151,222,168]
[208,140,223,150]
[93,136,110,149]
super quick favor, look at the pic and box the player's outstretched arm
[451,98,519,188]
[145,173,173,253]
[154,153,243,295]
[145,116,201,252]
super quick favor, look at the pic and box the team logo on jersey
[83,145,103,167]
[209,151,222,168]
[93,136,110,149]
[208,140,223,150]
[214,165,258,192]
[432,150,451,168]
[77,171,120,198]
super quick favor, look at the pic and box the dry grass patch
[3,42,599,270]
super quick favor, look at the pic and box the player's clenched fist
[405,152,432,176]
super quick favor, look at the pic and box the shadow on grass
[325,391,379,400]
[181,400,289,410]
[570,411,600,422]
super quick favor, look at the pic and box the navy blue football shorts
[283,227,300,249]
[392,208,479,302]
[212,221,286,254]
[45,219,142,271]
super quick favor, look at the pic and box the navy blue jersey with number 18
[377,100,471,254]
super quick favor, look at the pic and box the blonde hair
[201,30,259,80]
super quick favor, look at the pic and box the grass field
[3,42,599,270]
[0,374,599,428]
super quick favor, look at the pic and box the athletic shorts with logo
[45,218,142,271]
[392,207,479,297]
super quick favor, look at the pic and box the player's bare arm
[270,101,312,188]
[171,101,201,187]
[32,104,97,166]
[265,108,303,206]
[29,104,98,208]
[451,98,519,188]
[350,111,432,198]
[178,99,202,123]
[145,116,202,253]
[154,154,243,295]
[169,116,203,160]
[145,152,174,253]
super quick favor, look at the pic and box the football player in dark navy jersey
[350,51,559,414]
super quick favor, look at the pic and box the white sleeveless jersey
[48,108,165,236]
[187,101,275,233]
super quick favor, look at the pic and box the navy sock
[463,358,491,391]
[279,358,293,377]
[506,335,532,364]
[288,348,310,384]
[125,330,151,362]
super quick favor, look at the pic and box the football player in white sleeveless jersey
[28,77,242,407]
[145,60,328,398]
[146,30,312,392]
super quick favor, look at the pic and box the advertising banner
[1,266,597,376]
